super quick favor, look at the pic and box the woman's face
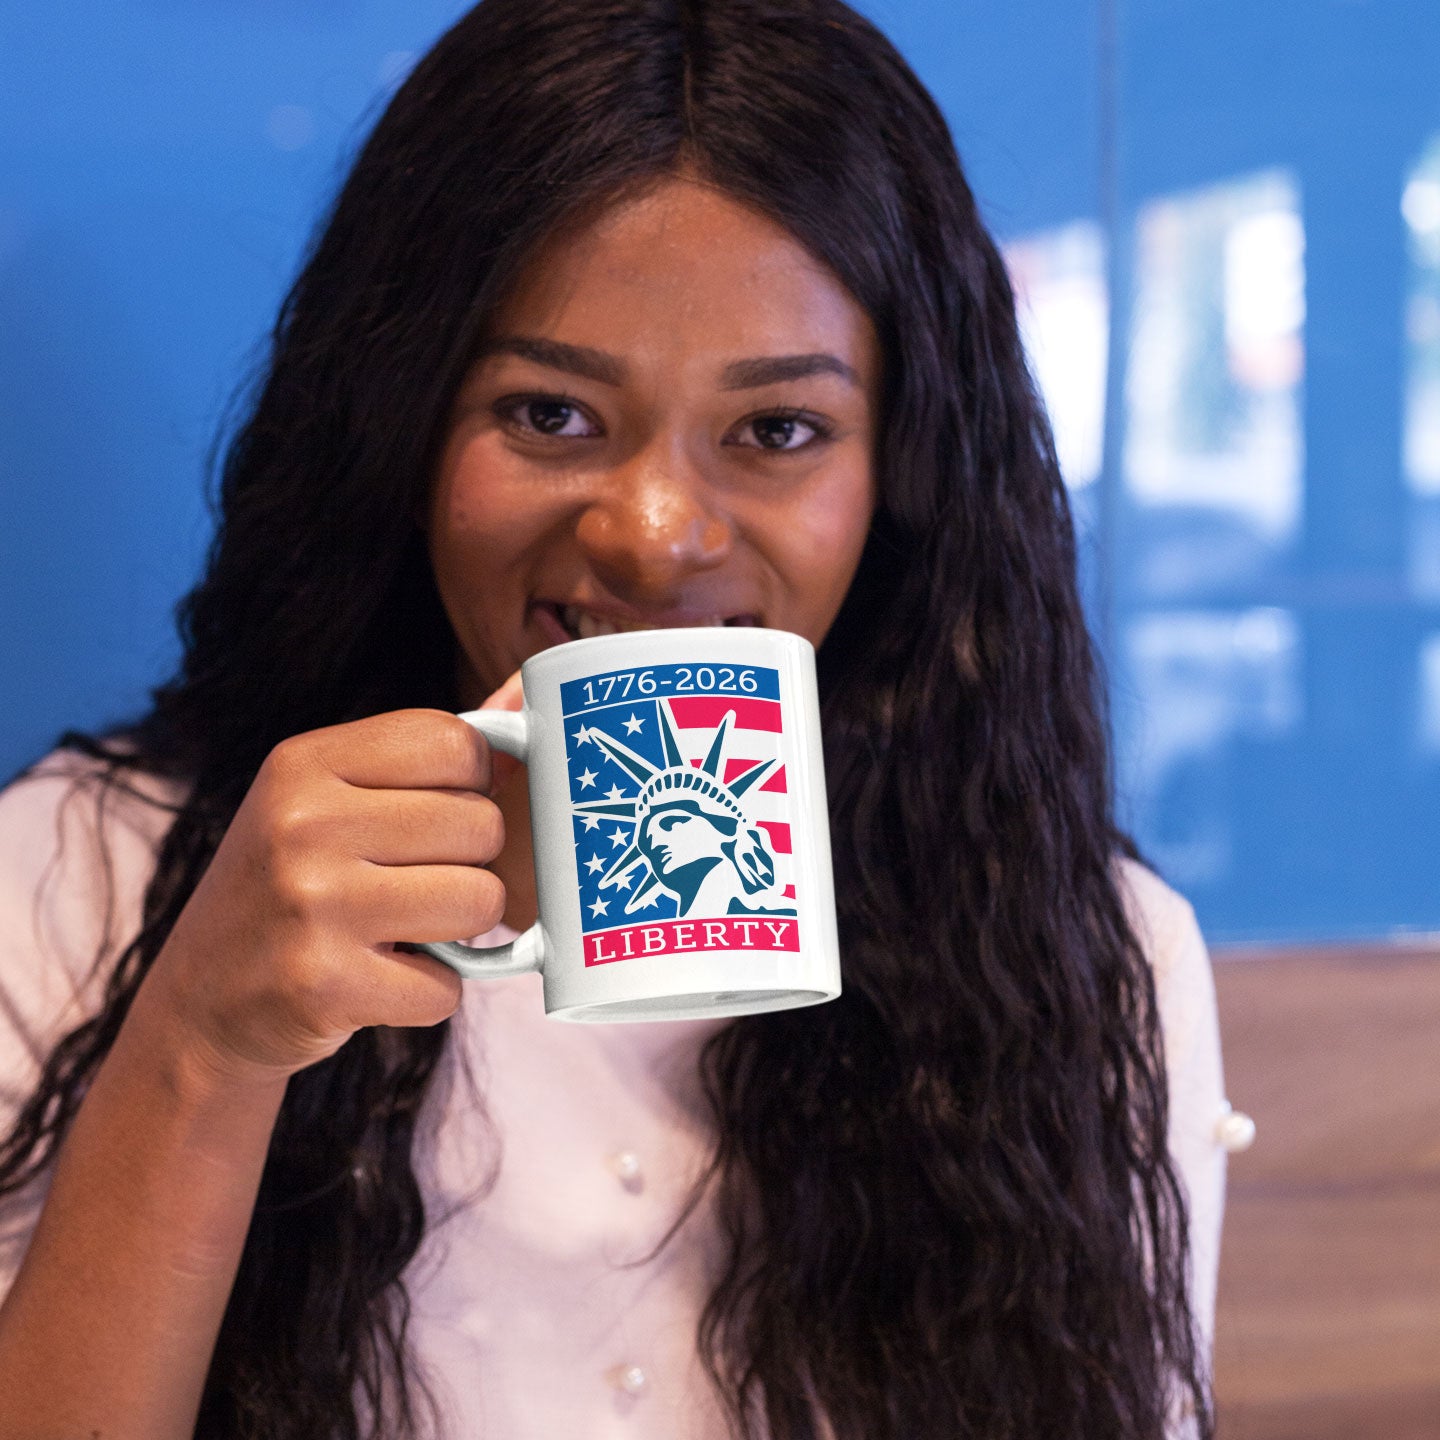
[429,174,881,705]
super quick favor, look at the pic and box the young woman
[0,1,1226,1437]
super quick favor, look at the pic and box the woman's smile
[428,173,881,706]
[530,601,762,645]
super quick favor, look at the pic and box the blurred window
[1005,221,1109,492]
[1419,632,1440,755]
[1404,137,1440,598]
[1124,607,1301,887]
[1123,171,1305,597]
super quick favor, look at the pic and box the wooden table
[1210,944,1440,1439]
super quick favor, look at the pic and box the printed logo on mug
[414,627,841,1023]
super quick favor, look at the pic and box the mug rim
[518,623,815,682]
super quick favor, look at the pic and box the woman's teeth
[558,605,753,639]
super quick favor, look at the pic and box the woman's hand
[0,679,523,1439]
[143,675,524,1084]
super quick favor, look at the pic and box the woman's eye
[732,412,830,451]
[499,396,599,438]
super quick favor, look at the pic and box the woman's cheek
[785,488,875,637]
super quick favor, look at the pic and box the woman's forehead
[482,175,880,384]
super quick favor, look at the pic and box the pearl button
[1215,1101,1256,1153]
[610,1150,643,1186]
[610,1363,647,1395]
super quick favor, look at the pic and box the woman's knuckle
[272,854,333,917]
[264,733,312,782]
[438,713,482,773]
[270,795,323,850]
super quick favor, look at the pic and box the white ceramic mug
[415,627,841,1022]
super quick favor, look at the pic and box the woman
[0,1,1225,1437]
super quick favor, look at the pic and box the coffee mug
[414,627,841,1022]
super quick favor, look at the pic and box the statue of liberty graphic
[573,703,798,918]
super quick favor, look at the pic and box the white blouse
[0,753,1228,1438]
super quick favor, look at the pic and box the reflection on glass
[1403,137,1440,597]
[1123,170,1305,596]
[1123,607,1301,886]
[1004,221,1108,492]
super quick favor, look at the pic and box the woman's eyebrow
[719,353,860,389]
[480,336,627,386]
[480,337,860,392]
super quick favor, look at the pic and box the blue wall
[2,1,1436,943]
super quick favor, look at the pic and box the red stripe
[782,884,796,899]
[721,758,788,792]
[669,696,782,732]
[757,820,792,854]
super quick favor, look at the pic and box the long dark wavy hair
[0,1,1211,1436]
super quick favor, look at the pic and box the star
[572,726,590,746]
[613,869,633,889]
[609,827,628,848]
[580,814,601,831]
[637,891,659,909]
[577,768,598,789]
[623,713,644,735]
[605,784,626,801]
[589,897,610,918]
[585,854,605,874]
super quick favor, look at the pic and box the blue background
[3,0,1436,944]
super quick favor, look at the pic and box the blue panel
[4,0,1438,942]
[0,1,474,778]
[859,0,1102,236]
[1109,0,1440,940]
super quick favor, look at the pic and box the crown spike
[584,727,657,787]
[726,757,777,799]
[624,870,663,913]
[701,711,734,778]
[658,701,684,768]
[601,845,645,888]
[573,799,638,819]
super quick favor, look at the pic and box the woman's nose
[575,453,732,600]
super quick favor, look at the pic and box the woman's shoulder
[0,748,184,1098]
[1115,856,1207,993]
[1115,853,1227,1173]
[1115,861,1228,1364]
[1,744,183,832]
[0,747,184,920]
[1114,856,1219,1079]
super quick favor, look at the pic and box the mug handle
[411,708,546,980]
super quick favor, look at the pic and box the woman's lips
[531,601,760,642]
[532,603,575,648]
